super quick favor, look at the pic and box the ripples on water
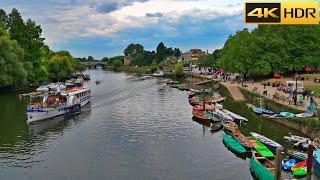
[0,69,255,179]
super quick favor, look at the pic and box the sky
[0,0,249,59]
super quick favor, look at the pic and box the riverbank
[184,73,320,138]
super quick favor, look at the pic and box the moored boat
[209,122,222,131]
[222,134,246,154]
[282,158,296,170]
[214,109,233,121]
[250,132,283,150]
[291,160,307,171]
[232,130,252,150]
[252,106,274,115]
[26,86,91,124]
[295,111,314,118]
[288,151,308,161]
[192,109,211,124]
[222,109,248,122]
[249,150,275,180]
[248,137,274,158]
[222,121,238,132]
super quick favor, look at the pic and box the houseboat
[26,86,91,124]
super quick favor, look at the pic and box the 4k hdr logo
[245,2,319,24]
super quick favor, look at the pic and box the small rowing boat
[293,167,307,177]
[291,160,307,171]
[295,111,314,118]
[248,137,274,158]
[222,134,246,154]
[210,122,222,131]
[282,158,296,170]
[252,106,274,115]
[250,132,283,150]
[192,109,211,124]
[222,109,248,122]
[232,130,252,150]
[284,134,311,149]
[223,121,238,132]
[288,151,308,161]
[249,151,275,180]
[215,109,233,121]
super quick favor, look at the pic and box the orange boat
[232,130,253,150]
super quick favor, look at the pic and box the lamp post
[295,72,298,105]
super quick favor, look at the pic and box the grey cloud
[95,0,150,14]
[146,12,163,17]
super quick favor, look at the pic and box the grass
[304,84,320,94]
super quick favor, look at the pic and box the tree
[132,51,153,66]
[124,43,144,57]
[198,54,217,68]
[108,56,124,70]
[0,26,28,87]
[101,57,109,62]
[155,41,167,63]
[174,63,184,76]
[173,48,181,58]
[47,51,76,81]
[87,56,94,61]
[0,9,8,28]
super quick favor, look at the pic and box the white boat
[214,109,233,121]
[153,71,164,77]
[26,86,91,124]
[222,109,248,122]
[250,132,283,150]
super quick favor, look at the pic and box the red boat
[291,160,307,171]
[192,109,211,124]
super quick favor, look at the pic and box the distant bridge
[81,61,107,69]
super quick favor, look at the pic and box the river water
[0,69,305,179]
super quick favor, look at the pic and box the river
[0,68,305,179]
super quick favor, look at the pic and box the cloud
[146,12,163,17]
[0,0,248,58]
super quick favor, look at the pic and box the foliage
[304,84,320,95]
[182,61,190,67]
[173,48,181,58]
[0,26,28,87]
[174,63,184,76]
[87,55,94,61]
[124,43,144,57]
[218,25,320,77]
[198,54,217,68]
[0,8,84,87]
[108,56,124,70]
[101,57,109,62]
[133,51,153,66]
[47,51,77,81]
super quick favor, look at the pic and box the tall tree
[124,43,144,57]
[0,26,28,87]
[87,56,94,61]
[173,48,181,58]
[155,41,167,63]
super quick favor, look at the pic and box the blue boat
[252,106,274,115]
[282,158,296,170]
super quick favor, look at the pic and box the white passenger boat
[26,86,91,124]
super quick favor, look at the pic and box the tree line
[0,8,85,88]
[217,25,320,77]
[99,42,182,70]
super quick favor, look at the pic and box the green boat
[249,151,274,180]
[177,86,189,91]
[293,167,307,176]
[222,134,246,154]
[248,137,274,158]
